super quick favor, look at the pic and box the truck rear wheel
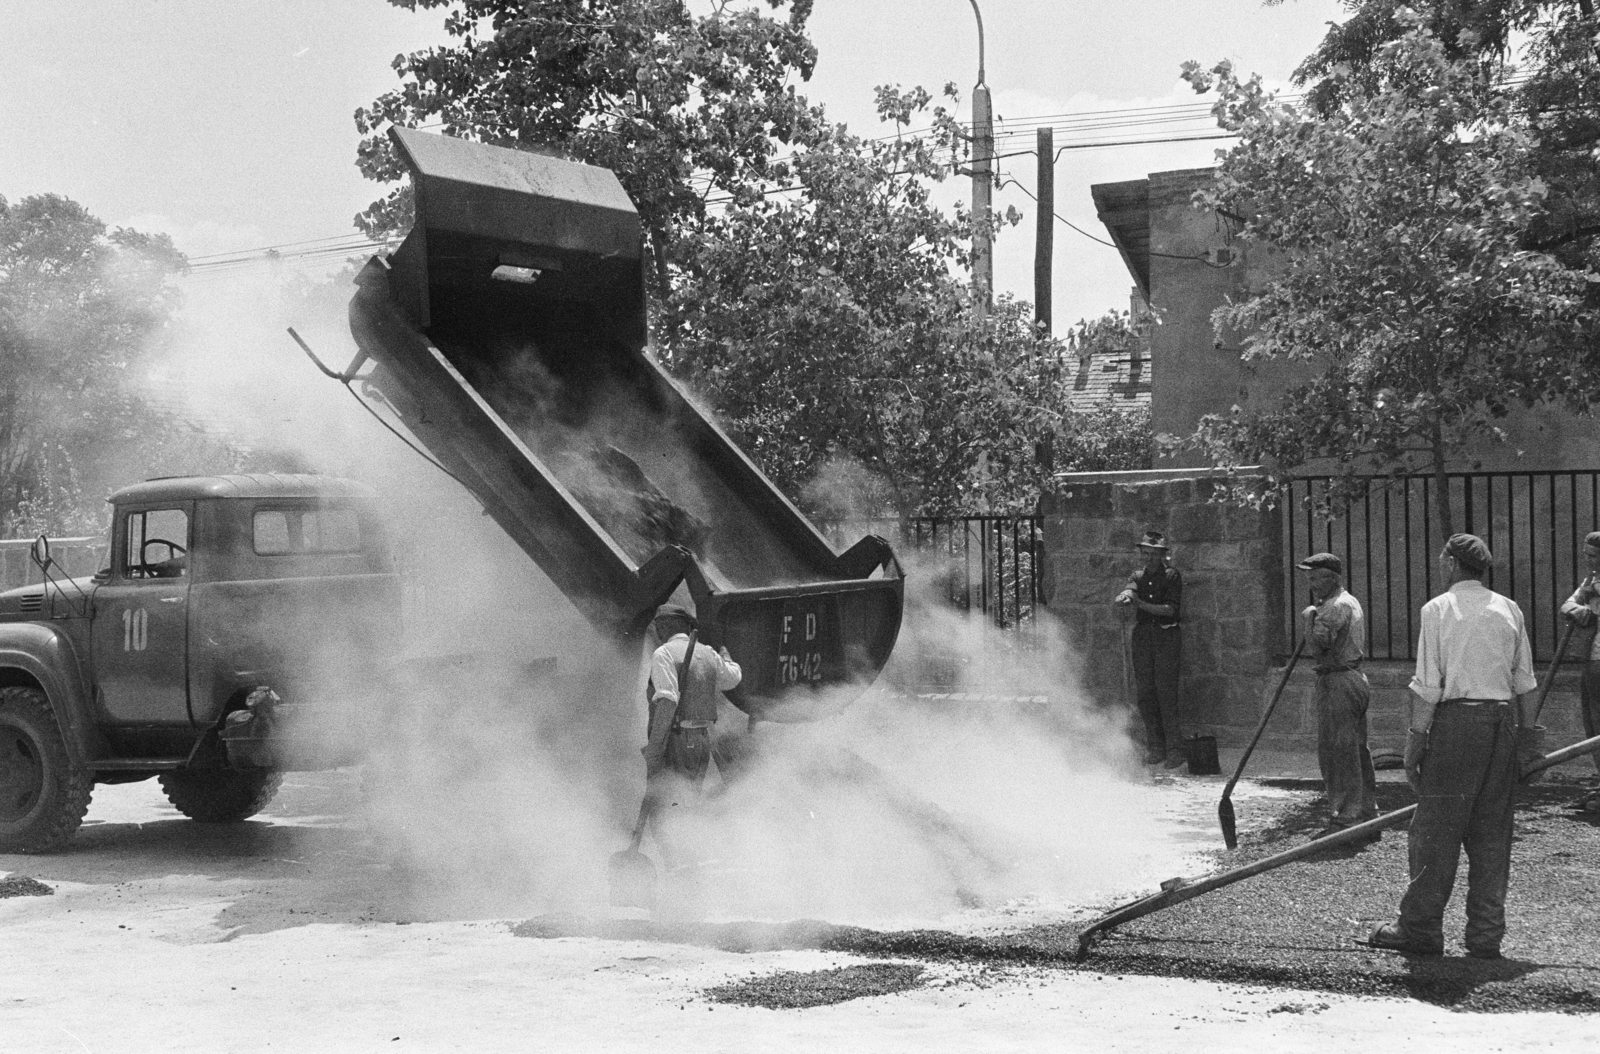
[158,769,283,823]
[0,686,92,853]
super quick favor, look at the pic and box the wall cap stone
[1051,467,1263,484]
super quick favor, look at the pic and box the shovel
[608,798,657,909]
[1533,616,1580,724]
[1218,635,1307,850]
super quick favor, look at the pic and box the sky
[0,0,1348,326]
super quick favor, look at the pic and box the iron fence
[822,515,1045,630]
[1283,471,1600,663]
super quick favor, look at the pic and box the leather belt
[674,720,715,730]
[1441,698,1510,707]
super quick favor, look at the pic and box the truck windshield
[253,507,362,555]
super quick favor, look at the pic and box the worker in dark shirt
[1115,531,1186,768]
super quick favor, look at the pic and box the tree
[0,194,192,535]
[658,87,1096,517]
[354,0,826,292]
[1178,17,1598,536]
[1283,1,1600,277]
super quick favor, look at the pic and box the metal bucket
[1185,735,1220,776]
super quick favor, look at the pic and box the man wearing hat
[640,604,743,863]
[1115,531,1186,768]
[1297,552,1377,837]
[1370,534,1537,959]
[1558,531,1600,811]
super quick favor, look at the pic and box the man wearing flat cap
[640,603,742,864]
[1370,533,1537,959]
[1115,531,1186,768]
[1558,531,1600,811]
[1297,552,1377,837]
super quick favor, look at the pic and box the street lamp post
[968,0,993,318]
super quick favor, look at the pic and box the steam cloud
[135,265,1196,929]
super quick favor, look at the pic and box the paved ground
[3,745,1599,1052]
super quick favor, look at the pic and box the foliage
[1286,1,1600,275]
[0,194,194,536]
[657,87,1087,517]
[354,0,826,291]
[1178,17,1598,533]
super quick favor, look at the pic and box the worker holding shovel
[1558,532,1600,813]
[1297,553,1378,841]
[640,604,742,864]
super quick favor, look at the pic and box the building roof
[1090,179,1150,299]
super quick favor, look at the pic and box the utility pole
[968,0,992,318]
[1034,127,1053,334]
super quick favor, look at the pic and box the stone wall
[1040,468,1282,738]
[1040,470,1595,764]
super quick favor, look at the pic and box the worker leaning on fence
[1369,534,1541,960]
[1297,552,1378,839]
[1115,531,1186,769]
[1557,531,1600,813]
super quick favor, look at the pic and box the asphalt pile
[519,774,1600,1013]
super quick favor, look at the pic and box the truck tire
[158,769,283,823]
[0,686,93,853]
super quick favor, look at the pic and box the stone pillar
[1039,469,1281,740]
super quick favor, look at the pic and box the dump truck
[324,127,904,721]
[0,130,902,853]
[0,474,398,851]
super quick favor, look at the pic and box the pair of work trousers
[1131,623,1183,758]
[1582,661,1600,775]
[1315,670,1377,826]
[645,726,713,869]
[1399,702,1518,954]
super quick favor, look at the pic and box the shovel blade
[608,848,658,909]
[1218,797,1238,850]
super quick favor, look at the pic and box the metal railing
[1283,471,1600,663]
[822,515,1045,630]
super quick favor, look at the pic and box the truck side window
[125,508,189,579]
[253,507,362,555]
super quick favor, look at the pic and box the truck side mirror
[30,534,52,571]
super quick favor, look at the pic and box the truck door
[91,504,193,725]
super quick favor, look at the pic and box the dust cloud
[136,264,1186,930]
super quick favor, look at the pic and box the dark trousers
[1316,670,1377,825]
[1399,702,1518,954]
[1131,623,1183,758]
[1583,661,1600,775]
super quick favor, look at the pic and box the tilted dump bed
[343,128,902,718]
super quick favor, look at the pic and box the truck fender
[0,623,99,769]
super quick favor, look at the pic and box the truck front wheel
[0,686,92,853]
[158,769,283,823]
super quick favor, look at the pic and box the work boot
[1466,946,1503,961]
[1143,750,1165,766]
[1162,752,1187,770]
[1367,922,1443,956]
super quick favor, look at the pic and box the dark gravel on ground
[519,774,1600,1013]
[704,964,926,1009]
[0,875,53,898]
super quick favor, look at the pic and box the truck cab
[0,473,399,852]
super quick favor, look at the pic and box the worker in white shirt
[1369,534,1539,960]
[640,604,742,866]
